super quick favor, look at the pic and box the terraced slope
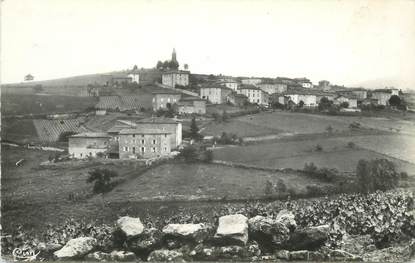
[33,119,89,142]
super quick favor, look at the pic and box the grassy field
[2,94,98,116]
[1,119,39,143]
[213,135,415,174]
[1,145,332,232]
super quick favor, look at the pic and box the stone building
[118,129,171,159]
[152,90,182,111]
[135,117,182,149]
[241,78,262,86]
[371,88,399,106]
[238,85,269,106]
[227,93,248,107]
[177,97,207,114]
[200,84,233,104]
[68,133,111,159]
[162,70,190,88]
[218,80,239,91]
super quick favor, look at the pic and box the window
[165,134,167,138]
[132,134,135,138]
[80,153,83,157]
[164,147,167,152]
[132,147,136,153]
[152,139,156,144]
[141,135,144,138]
[141,147,145,153]
[152,147,156,152]
[123,146,128,152]
[141,139,145,144]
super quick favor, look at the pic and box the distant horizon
[2,0,415,90]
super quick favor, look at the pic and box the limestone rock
[290,250,309,260]
[110,250,137,261]
[162,223,210,243]
[214,214,249,246]
[275,249,290,260]
[248,215,290,249]
[116,216,145,238]
[53,237,96,259]
[287,224,330,250]
[147,249,185,262]
[276,210,297,231]
[85,251,111,261]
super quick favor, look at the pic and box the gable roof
[70,132,111,138]
[239,84,261,90]
[119,128,172,135]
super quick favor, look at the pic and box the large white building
[200,84,233,104]
[238,85,269,106]
[162,70,190,88]
[68,133,111,159]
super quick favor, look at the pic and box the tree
[33,84,43,93]
[87,168,119,194]
[178,145,198,162]
[298,100,305,108]
[356,159,400,193]
[340,102,349,108]
[389,95,401,107]
[156,61,163,69]
[318,97,332,111]
[190,117,201,141]
[133,65,138,70]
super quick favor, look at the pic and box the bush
[214,132,243,145]
[356,159,400,193]
[86,168,119,194]
[347,142,356,148]
[315,144,323,151]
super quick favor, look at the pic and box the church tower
[172,48,177,63]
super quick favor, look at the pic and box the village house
[135,117,182,149]
[218,79,239,91]
[238,84,269,106]
[110,76,132,87]
[162,70,190,88]
[241,78,262,86]
[152,90,182,111]
[68,132,111,159]
[333,95,358,108]
[200,84,233,104]
[371,88,399,106]
[177,96,207,114]
[294,78,313,88]
[284,90,318,107]
[337,88,368,101]
[118,129,171,159]
[257,81,288,94]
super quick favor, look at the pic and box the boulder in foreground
[53,237,96,259]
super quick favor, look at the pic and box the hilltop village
[3,49,409,161]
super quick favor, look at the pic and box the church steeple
[172,48,177,63]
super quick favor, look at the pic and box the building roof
[119,128,172,135]
[162,70,190,74]
[107,125,133,133]
[152,89,182,95]
[239,84,262,90]
[335,94,358,100]
[200,84,233,91]
[373,88,398,93]
[70,132,111,138]
[180,96,206,102]
[136,117,182,124]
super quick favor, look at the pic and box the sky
[2,0,415,89]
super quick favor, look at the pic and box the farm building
[177,96,206,114]
[294,78,313,88]
[336,88,368,101]
[162,70,190,88]
[68,132,111,159]
[333,95,358,108]
[152,90,182,111]
[200,84,233,104]
[238,85,269,106]
[118,129,171,159]
[284,91,317,107]
[135,117,182,149]
[371,88,399,106]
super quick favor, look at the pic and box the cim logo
[12,247,39,261]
